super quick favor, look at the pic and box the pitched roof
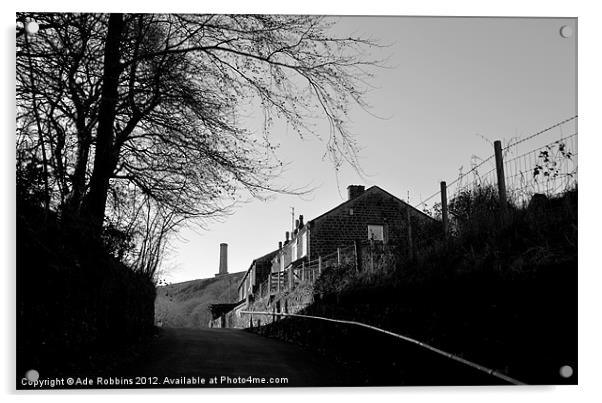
[308,185,436,225]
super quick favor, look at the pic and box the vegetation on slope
[17,195,156,379]
[155,272,245,328]
[253,186,577,385]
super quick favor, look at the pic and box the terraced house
[269,184,435,283]
[210,185,437,327]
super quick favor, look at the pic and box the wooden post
[277,271,280,293]
[288,267,294,290]
[337,247,341,266]
[406,208,414,260]
[301,261,305,282]
[494,140,508,221]
[318,256,322,275]
[354,240,361,272]
[440,181,449,239]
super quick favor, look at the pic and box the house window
[367,225,384,241]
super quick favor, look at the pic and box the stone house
[243,184,435,302]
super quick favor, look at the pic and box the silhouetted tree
[16,13,380,240]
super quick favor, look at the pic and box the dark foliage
[17,195,156,379]
[253,188,577,385]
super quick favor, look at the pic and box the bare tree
[16,13,380,238]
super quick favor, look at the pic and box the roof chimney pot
[347,185,366,200]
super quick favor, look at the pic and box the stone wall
[210,283,315,329]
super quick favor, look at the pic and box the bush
[16,199,156,377]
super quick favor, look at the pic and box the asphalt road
[123,327,356,387]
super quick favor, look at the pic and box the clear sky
[161,16,577,284]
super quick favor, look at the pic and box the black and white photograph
[12,4,584,394]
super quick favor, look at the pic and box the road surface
[122,327,356,387]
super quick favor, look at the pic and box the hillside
[250,188,577,385]
[155,272,245,328]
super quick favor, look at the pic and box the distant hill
[155,272,245,328]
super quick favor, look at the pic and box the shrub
[17,198,156,377]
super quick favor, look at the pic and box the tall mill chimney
[216,243,228,277]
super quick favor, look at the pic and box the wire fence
[417,116,578,215]
[503,133,577,206]
[256,116,578,302]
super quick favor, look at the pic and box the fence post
[406,208,414,260]
[301,261,305,282]
[354,240,362,272]
[368,240,374,271]
[494,140,508,221]
[440,181,449,239]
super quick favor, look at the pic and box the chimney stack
[285,231,290,244]
[278,241,283,249]
[216,243,228,277]
[347,185,365,200]
[299,215,304,228]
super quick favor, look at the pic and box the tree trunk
[65,129,91,212]
[81,13,125,233]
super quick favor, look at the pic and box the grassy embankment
[17,199,156,380]
[155,272,245,328]
[252,187,577,386]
